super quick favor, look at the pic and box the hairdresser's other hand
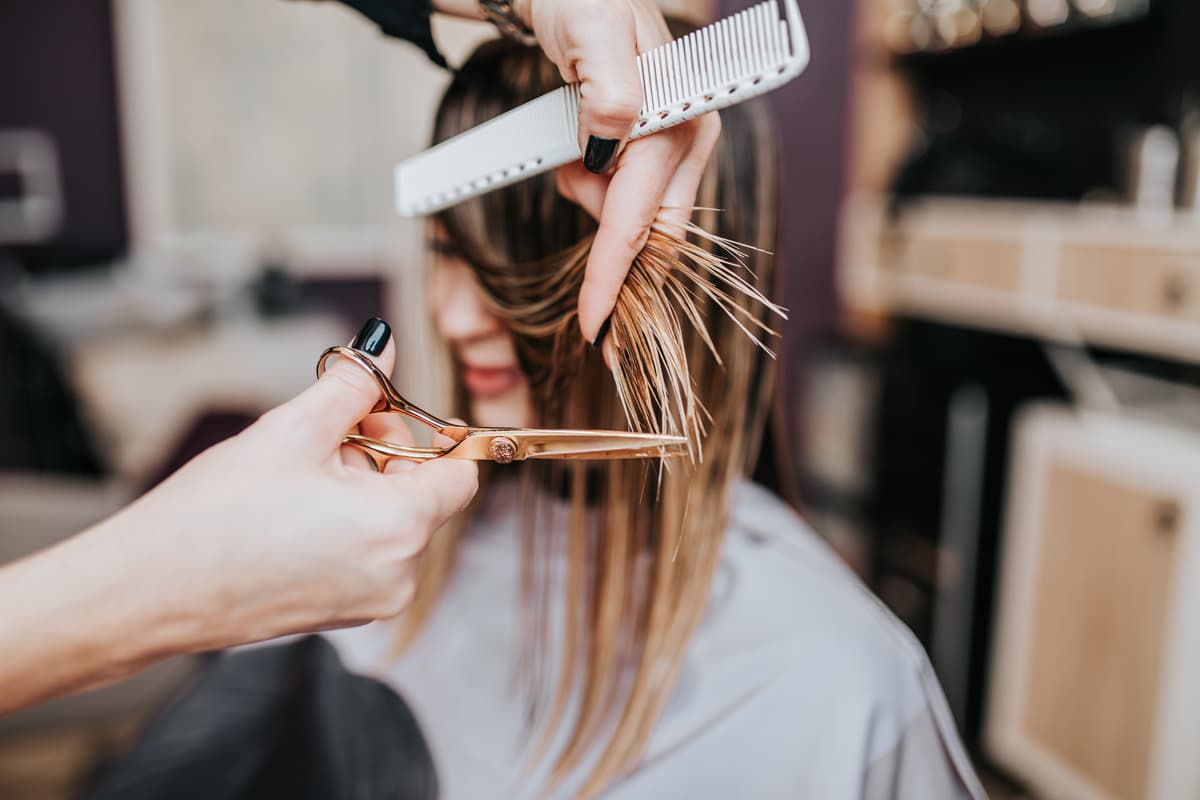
[520,0,723,345]
[105,321,472,642]
[96,319,476,648]
[0,319,477,714]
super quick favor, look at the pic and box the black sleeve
[311,0,449,68]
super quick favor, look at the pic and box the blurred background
[3,0,1200,798]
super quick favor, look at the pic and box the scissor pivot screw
[489,437,517,464]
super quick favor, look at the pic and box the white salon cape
[325,482,985,799]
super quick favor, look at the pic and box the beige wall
[116,0,716,250]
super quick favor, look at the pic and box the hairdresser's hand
[0,319,477,715]
[519,0,723,346]
[121,320,477,644]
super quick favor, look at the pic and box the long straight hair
[398,35,782,798]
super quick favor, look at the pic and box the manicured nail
[351,317,390,356]
[592,315,612,350]
[583,136,620,174]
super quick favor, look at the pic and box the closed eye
[429,239,461,258]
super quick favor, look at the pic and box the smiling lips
[461,363,523,398]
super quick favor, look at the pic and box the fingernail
[583,136,620,174]
[351,317,390,356]
[592,315,612,350]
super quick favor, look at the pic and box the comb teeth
[394,0,809,217]
[640,0,791,112]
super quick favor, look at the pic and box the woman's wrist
[83,507,217,658]
[0,513,191,714]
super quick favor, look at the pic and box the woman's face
[429,230,534,429]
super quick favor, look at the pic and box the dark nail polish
[583,136,620,174]
[592,315,612,350]
[351,317,391,356]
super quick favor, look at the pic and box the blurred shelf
[69,313,351,482]
[839,195,1200,364]
[882,0,1151,59]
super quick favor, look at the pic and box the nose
[431,260,504,342]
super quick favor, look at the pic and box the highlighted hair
[399,34,784,798]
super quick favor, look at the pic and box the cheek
[427,261,457,335]
[430,259,497,339]
[428,274,449,339]
[429,260,526,372]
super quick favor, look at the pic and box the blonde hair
[399,35,783,798]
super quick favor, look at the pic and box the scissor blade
[448,430,689,462]
[523,431,689,461]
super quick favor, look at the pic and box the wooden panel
[847,66,913,193]
[902,236,1022,291]
[1022,463,1181,800]
[1059,244,1200,319]
[847,0,917,194]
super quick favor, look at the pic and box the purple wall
[1,0,129,268]
[720,0,856,501]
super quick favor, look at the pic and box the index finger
[577,131,687,342]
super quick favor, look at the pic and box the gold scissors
[317,346,689,469]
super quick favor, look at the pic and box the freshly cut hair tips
[605,217,785,456]
[472,213,784,459]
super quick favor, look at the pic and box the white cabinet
[986,405,1200,799]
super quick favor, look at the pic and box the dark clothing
[86,637,438,800]
[327,0,447,66]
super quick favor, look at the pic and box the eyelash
[429,240,460,258]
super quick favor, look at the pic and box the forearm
[0,316,469,717]
[0,514,192,716]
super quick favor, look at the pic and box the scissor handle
[315,345,689,468]
[317,346,469,470]
[316,346,454,432]
[341,433,449,472]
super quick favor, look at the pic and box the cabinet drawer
[900,236,1022,291]
[1058,244,1200,319]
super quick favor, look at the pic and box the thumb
[292,318,398,448]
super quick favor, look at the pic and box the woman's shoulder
[719,481,929,682]
[667,482,982,795]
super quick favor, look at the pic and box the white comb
[395,0,810,217]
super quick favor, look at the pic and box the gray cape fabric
[326,481,985,799]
